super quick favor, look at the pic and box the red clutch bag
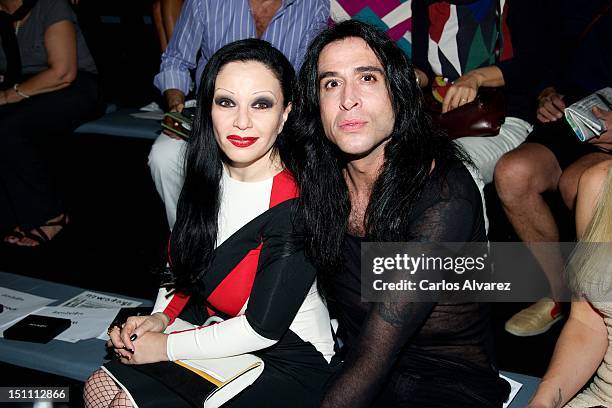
[429,87,506,140]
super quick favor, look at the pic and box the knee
[494,152,537,203]
[83,369,111,407]
[578,160,612,193]
[575,160,612,209]
[110,391,131,408]
[148,135,185,177]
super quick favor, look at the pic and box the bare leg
[575,159,612,238]
[559,152,610,211]
[495,143,565,298]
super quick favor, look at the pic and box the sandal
[19,214,70,247]
[3,228,25,244]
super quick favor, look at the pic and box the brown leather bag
[429,87,506,139]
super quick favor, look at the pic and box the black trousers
[0,72,102,233]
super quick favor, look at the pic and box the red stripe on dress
[269,169,299,208]
[163,291,191,325]
[206,243,263,316]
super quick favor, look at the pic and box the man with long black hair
[286,20,509,407]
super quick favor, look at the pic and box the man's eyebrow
[318,71,337,81]
[318,66,385,82]
[355,65,384,75]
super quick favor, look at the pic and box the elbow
[55,67,77,86]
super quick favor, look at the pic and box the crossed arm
[0,20,77,105]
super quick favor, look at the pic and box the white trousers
[454,116,533,185]
[453,117,532,234]
[148,134,186,229]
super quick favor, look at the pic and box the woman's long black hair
[168,39,295,294]
[284,20,469,298]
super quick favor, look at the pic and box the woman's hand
[0,88,25,105]
[107,313,169,357]
[537,87,566,123]
[118,332,170,365]
[442,73,480,113]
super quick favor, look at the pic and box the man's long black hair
[284,20,469,299]
[168,39,295,294]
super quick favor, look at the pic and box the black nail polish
[130,334,138,341]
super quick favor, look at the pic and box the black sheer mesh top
[323,163,498,407]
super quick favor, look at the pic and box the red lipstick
[227,135,258,148]
[338,119,367,132]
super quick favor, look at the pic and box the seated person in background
[83,39,335,408]
[528,159,612,408]
[149,0,329,229]
[494,0,611,337]
[288,20,509,407]
[151,0,183,51]
[411,0,546,186]
[0,0,101,247]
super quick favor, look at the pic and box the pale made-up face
[211,61,291,172]
[318,37,395,159]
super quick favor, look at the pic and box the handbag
[161,107,196,140]
[429,86,506,139]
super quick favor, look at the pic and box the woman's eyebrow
[214,87,235,94]
[252,90,275,96]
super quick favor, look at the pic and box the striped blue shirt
[154,0,329,94]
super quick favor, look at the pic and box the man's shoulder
[291,0,329,10]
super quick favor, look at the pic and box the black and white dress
[103,168,336,408]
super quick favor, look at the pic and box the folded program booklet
[169,318,264,408]
[176,354,264,408]
[565,87,612,142]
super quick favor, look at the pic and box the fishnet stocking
[84,369,133,408]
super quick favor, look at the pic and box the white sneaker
[505,298,564,336]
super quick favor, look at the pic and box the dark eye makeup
[252,97,274,109]
[215,97,235,108]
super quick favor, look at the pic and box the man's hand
[537,87,566,123]
[442,73,481,113]
[164,89,186,140]
[589,106,612,152]
[165,88,185,113]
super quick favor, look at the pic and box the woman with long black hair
[285,20,509,407]
[83,39,335,408]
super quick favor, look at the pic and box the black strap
[0,0,38,88]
